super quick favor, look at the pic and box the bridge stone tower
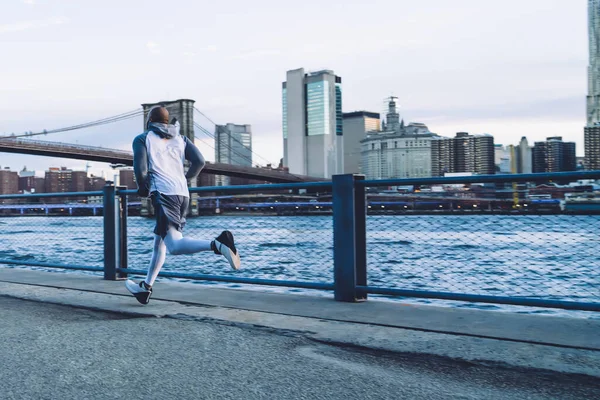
[140,99,199,216]
[142,99,195,141]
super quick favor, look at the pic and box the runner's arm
[184,137,206,180]
[132,134,150,197]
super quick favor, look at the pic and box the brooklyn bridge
[0,99,324,183]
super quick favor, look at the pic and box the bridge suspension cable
[193,107,275,166]
[2,106,278,168]
[0,109,144,140]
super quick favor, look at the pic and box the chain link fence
[2,175,599,311]
[126,191,334,288]
[365,176,600,305]
[0,215,104,270]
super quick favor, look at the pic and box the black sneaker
[125,280,152,305]
[212,230,241,270]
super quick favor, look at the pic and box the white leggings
[144,227,211,286]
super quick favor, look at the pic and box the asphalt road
[0,296,598,400]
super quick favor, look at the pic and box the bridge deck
[0,138,325,183]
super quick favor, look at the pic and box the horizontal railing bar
[0,259,103,272]
[117,182,333,196]
[358,285,600,312]
[116,183,332,197]
[0,191,104,200]
[118,268,334,290]
[0,203,139,209]
[359,171,600,187]
[190,182,333,193]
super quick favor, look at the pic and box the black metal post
[103,184,127,280]
[118,186,128,279]
[103,184,118,280]
[333,174,359,302]
[354,175,367,301]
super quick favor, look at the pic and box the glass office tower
[282,68,343,178]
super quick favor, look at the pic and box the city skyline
[0,0,588,175]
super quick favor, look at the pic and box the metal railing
[0,171,599,312]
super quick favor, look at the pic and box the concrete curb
[1,268,599,350]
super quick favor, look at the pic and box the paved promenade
[0,268,599,399]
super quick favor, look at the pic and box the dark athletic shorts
[151,192,189,238]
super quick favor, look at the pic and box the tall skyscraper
[532,137,577,173]
[431,132,495,176]
[585,1,600,169]
[516,136,533,174]
[282,68,343,178]
[584,126,600,169]
[215,123,252,186]
[343,111,380,174]
[494,144,512,173]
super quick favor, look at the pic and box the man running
[126,105,240,305]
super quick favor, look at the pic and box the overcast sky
[0,0,588,177]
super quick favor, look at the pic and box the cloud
[0,16,68,34]
[146,41,160,54]
[230,49,280,60]
[407,96,583,123]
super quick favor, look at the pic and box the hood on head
[148,121,180,139]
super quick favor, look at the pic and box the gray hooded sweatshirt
[132,121,205,197]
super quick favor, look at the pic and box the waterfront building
[71,170,87,193]
[88,175,107,191]
[18,170,36,193]
[585,125,600,169]
[431,132,495,176]
[34,177,45,194]
[43,167,88,203]
[343,111,380,174]
[118,169,135,190]
[215,123,252,186]
[282,68,343,178]
[532,137,577,173]
[44,167,84,193]
[0,167,18,195]
[515,136,533,174]
[360,97,437,179]
[494,144,512,173]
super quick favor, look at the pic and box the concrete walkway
[0,268,599,399]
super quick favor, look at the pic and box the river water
[1,215,598,318]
